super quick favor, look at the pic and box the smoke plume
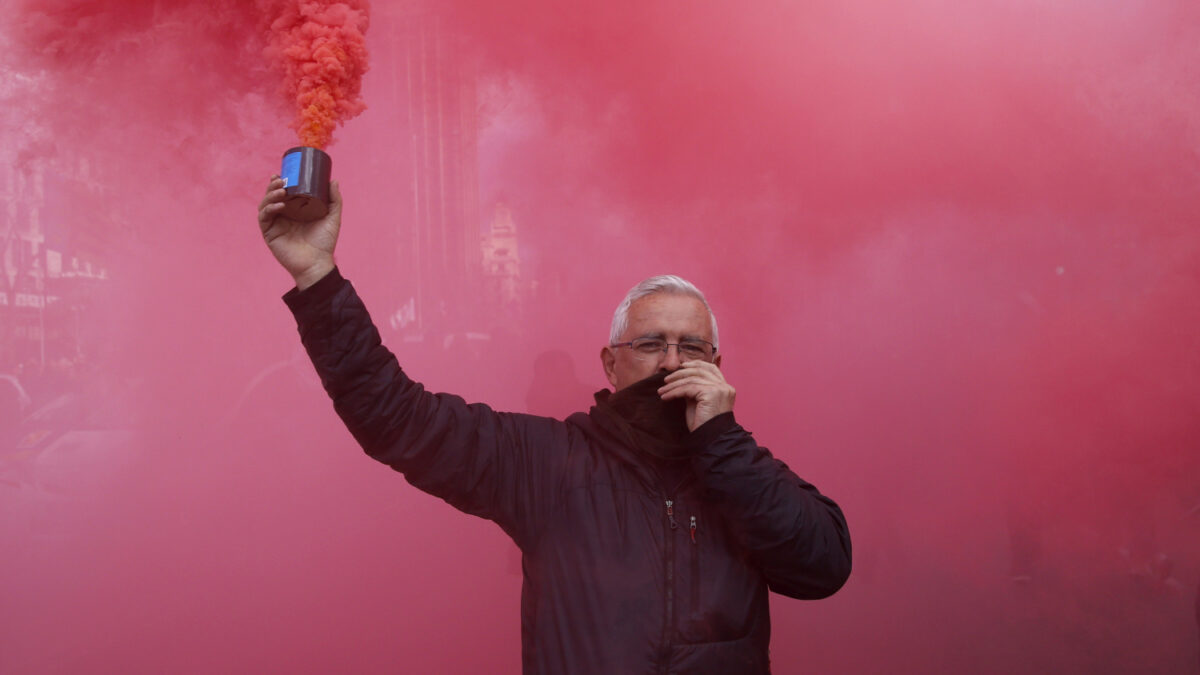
[261,0,371,149]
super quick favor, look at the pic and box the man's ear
[600,345,618,387]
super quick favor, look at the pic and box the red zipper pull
[666,499,678,529]
[689,515,697,543]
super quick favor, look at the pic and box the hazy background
[2,0,1198,672]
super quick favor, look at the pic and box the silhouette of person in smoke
[256,176,852,674]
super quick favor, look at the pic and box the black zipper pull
[666,499,678,530]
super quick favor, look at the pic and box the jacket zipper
[690,515,700,610]
[659,498,677,674]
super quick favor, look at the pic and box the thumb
[327,181,343,216]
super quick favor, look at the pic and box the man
[257,176,851,673]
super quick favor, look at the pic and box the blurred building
[482,202,523,311]
[373,5,482,334]
[0,157,112,373]
[482,201,543,337]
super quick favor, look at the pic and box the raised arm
[258,177,558,543]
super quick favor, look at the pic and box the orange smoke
[262,0,370,149]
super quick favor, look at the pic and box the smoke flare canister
[280,147,332,221]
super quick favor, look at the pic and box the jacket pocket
[676,506,763,646]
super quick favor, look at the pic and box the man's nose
[661,344,683,370]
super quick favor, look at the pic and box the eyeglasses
[611,337,717,362]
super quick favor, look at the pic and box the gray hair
[609,275,720,351]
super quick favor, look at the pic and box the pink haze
[1,0,1198,672]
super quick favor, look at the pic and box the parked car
[0,387,139,546]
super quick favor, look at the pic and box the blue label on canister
[281,151,301,188]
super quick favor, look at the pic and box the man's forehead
[625,293,711,331]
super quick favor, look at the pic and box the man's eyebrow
[634,332,709,342]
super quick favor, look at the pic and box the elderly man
[258,177,851,674]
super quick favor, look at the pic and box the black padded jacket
[284,268,852,674]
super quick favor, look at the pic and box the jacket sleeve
[283,268,559,545]
[685,412,852,599]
